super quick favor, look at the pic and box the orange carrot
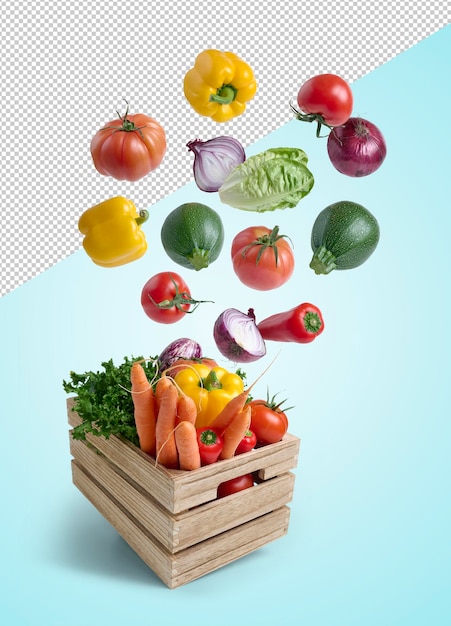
[209,391,250,435]
[130,362,156,456]
[219,405,252,459]
[176,394,198,426]
[155,375,174,413]
[155,383,179,469]
[174,421,201,470]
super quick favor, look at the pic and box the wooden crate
[66,397,300,588]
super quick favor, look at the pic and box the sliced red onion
[187,136,246,192]
[327,117,387,177]
[213,308,266,363]
[158,337,202,371]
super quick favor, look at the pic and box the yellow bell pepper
[183,49,257,122]
[174,363,245,428]
[78,196,149,267]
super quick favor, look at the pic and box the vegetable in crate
[258,302,324,344]
[291,73,353,136]
[187,136,246,192]
[249,392,290,445]
[78,196,149,267]
[63,356,159,445]
[231,225,295,290]
[218,147,314,212]
[196,427,224,465]
[217,474,254,498]
[235,429,257,454]
[173,362,245,428]
[158,338,203,372]
[90,101,166,181]
[141,272,212,323]
[214,308,266,363]
[183,49,257,122]
[130,361,157,456]
[310,200,380,274]
[161,203,225,271]
[327,117,387,177]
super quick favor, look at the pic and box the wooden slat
[67,397,300,514]
[71,434,296,552]
[72,461,290,589]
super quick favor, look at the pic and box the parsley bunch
[63,356,159,445]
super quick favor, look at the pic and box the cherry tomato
[231,225,295,291]
[141,272,195,324]
[249,396,289,445]
[90,101,166,182]
[297,74,353,127]
[217,474,254,498]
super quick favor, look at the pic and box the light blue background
[1,26,450,626]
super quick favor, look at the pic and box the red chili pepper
[196,427,224,465]
[257,302,324,344]
[235,429,257,455]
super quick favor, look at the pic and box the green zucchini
[160,202,225,270]
[310,200,380,274]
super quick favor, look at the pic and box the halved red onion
[327,117,387,177]
[213,308,266,363]
[187,136,246,192]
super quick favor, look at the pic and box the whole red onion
[327,117,387,177]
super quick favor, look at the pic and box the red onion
[327,117,387,177]
[158,338,202,372]
[187,136,246,192]
[213,308,266,363]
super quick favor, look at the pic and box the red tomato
[231,226,295,291]
[217,474,254,498]
[297,74,353,127]
[141,272,193,324]
[90,102,166,182]
[249,398,289,445]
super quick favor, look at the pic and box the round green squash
[310,200,380,274]
[161,202,225,271]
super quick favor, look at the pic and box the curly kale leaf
[63,356,159,445]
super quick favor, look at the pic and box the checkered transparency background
[1,1,448,296]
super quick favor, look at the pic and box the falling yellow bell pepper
[174,362,245,428]
[183,49,257,122]
[78,196,149,267]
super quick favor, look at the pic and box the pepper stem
[303,311,323,333]
[202,370,222,391]
[210,84,238,105]
[309,246,337,275]
[135,210,149,226]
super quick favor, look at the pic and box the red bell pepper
[235,429,257,455]
[196,427,224,465]
[257,302,324,344]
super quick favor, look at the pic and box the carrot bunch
[130,360,254,470]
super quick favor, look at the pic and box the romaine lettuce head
[218,147,314,212]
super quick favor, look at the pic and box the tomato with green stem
[231,225,295,291]
[90,101,166,181]
[140,271,211,324]
[249,392,290,445]
[293,73,353,136]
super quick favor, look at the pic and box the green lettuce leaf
[218,147,314,212]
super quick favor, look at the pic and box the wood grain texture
[66,396,300,587]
